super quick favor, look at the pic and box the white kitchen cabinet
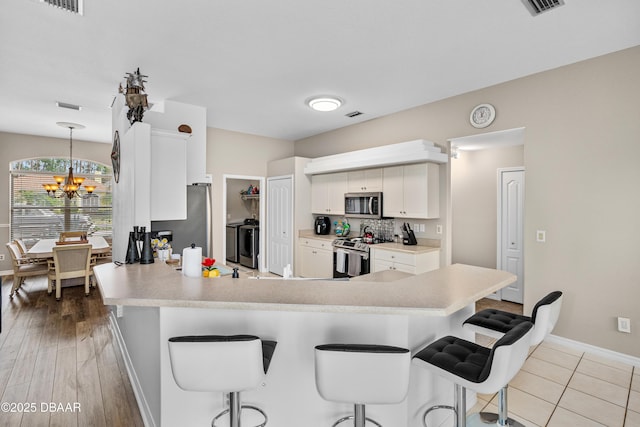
[311,172,348,215]
[298,238,333,278]
[347,168,383,192]
[371,247,440,275]
[150,129,188,220]
[382,163,439,219]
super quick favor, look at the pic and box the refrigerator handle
[205,184,212,258]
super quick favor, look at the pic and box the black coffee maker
[315,216,331,235]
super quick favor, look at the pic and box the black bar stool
[168,334,277,427]
[315,343,411,427]
[463,291,563,426]
[413,321,533,427]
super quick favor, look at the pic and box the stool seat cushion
[413,337,491,383]
[463,310,531,335]
[315,343,410,405]
[168,334,277,392]
[413,322,533,394]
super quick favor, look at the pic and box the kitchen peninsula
[94,262,515,427]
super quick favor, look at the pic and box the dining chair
[6,242,49,297]
[13,239,48,265]
[48,243,92,301]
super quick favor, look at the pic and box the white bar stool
[314,343,411,427]
[463,291,563,426]
[168,334,277,427]
[412,321,533,427]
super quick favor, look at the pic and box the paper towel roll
[182,246,202,278]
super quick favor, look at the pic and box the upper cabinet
[150,129,188,220]
[383,163,440,219]
[311,172,348,215]
[347,168,383,192]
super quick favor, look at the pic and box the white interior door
[267,176,293,276]
[498,168,525,303]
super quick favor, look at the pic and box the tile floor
[468,312,639,426]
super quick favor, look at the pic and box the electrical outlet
[116,305,124,318]
[536,230,546,242]
[419,224,425,232]
[414,224,419,233]
[617,317,631,333]
[436,225,443,234]
[0,254,4,261]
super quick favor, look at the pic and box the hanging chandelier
[43,122,96,199]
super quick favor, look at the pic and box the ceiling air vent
[521,0,565,16]
[56,101,81,111]
[41,0,83,15]
[345,111,364,118]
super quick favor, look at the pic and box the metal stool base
[478,412,526,427]
[331,415,381,427]
[212,391,267,427]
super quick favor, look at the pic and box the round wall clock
[470,103,496,128]
[111,130,120,183]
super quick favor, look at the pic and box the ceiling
[1,0,639,144]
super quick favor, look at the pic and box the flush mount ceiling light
[307,96,343,112]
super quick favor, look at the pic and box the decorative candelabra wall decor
[119,68,149,124]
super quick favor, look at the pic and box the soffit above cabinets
[303,139,448,175]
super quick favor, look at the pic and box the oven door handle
[333,247,369,260]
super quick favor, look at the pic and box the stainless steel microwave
[344,192,383,219]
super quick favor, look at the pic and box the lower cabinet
[298,238,333,278]
[371,248,440,275]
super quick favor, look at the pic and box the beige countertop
[94,262,515,316]
[298,230,440,254]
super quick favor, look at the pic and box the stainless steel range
[332,238,371,278]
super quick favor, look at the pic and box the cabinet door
[414,251,440,274]
[150,131,187,220]
[363,168,383,191]
[327,173,348,215]
[373,258,394,273]
[299,245,316,277]
[382,166,405,217]
[347,170,366,192]
[348,168,382,192]
[311,174,330,214]
[314,248,334,278]
[403,163,440,219]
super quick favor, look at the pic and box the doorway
[222,174,266,271]
[449,128,525,302]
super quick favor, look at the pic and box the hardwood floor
[0,275,144,427]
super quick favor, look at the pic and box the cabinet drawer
[373,249,415,265]
[299,238,332,251]
[374,259,416,274]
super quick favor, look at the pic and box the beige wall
[206,128,294,262]
[452,145,524,268]
[0,132,111,271]
[296,46,640,357]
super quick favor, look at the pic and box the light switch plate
[536,230,546,242]
[618,317,631,333]
[436,225,443,234]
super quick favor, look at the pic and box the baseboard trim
[108,312,157,427]
[546,333,640,367]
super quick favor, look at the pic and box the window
[10,158,112,247]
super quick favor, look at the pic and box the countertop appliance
[344,192,383,219]
[315,216,331,235]
[332,237,371,278]
[239,223,259,269]
[151,183,212,257]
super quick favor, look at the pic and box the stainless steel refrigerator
[151,183,211,258]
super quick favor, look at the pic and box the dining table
[26,236,111,260]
